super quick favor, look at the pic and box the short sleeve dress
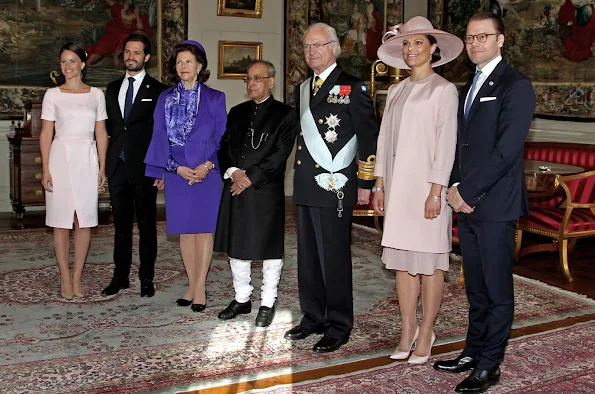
[41,87,108,229]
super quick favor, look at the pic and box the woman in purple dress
[145,40,227,312]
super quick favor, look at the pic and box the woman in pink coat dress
[372,17,463,364]
[39,43,109,300]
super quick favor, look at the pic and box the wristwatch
[372,186,384,193]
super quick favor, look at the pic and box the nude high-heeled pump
[408,331,436,364]
[390,326,419,360]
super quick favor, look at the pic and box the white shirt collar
[255,94,271,105]
[476,55,502,77]
[315,63,337,82]
[125,69,146,82]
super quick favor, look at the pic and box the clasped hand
[230,170,252,196]
[446,186,474,214]
[177,164,210,185]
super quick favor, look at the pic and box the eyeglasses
[243,76,272,83]
[303,41,333,52]
[464,33,499,44]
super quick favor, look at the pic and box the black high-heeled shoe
[191,293,207,312]
[176,298,193,307]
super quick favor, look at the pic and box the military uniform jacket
[293,67,378,208]
[214,97,297,260]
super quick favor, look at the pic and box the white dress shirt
[463,55,502,111]
[312,62,337,88]
[118,69,146,118]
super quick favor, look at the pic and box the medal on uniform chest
[328,86,340,104]
[339,85,351,105]
[324,113,340,143]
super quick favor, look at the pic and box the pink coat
[374,74,458,253]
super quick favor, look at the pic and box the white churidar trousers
[229,258,283,308]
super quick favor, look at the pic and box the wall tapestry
[285,0,404,105]
[430,0,595,119]
[0,0,187,118]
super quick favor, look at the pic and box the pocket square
[480,96,497,102]
[141,98,153,102]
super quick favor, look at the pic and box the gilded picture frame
[218,41,263,79]
[217,0,263,18]
[0,0,188,119]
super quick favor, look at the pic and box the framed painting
[284,0,404,105]
[0,0,188,119]
[217,0,263,18]
[435,0,595,119]
[218,41,263,79]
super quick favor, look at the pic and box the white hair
[304,22,342,57]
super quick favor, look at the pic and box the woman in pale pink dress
[372,17,463,364]
[39,43,108,300]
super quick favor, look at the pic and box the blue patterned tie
[464,70,482,119]
[121,77,135,161]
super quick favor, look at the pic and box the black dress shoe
[313,336,348,353]
[191,303,206,312]
[433,354,477,373]
[176,298,193,306]
[255,305,275,327]
[101,277,130,297]
[455,368,501,393]
[218,300,251,320]
[284,325,323,340]
[140,280,155,297]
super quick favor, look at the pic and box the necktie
[464,70,482,119]
[313,76,323,96]
[123,76,135,121]
[121,76,135,161]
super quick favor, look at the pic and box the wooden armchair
[517,170,595,282]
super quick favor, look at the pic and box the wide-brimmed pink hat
[377,16,463,69]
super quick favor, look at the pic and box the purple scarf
[164,81,201,147]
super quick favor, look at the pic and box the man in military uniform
[214,60,297,327]
[284,22,378,353]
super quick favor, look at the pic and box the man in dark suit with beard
[434,12,536,393]
[214,60,296,327]
[284,22,378,353]
[101,33,167,297]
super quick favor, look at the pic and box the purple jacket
[144,83,227,178]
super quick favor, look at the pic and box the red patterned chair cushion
[524,143,595,171]
[452,212,459,240]
[524,143,595,209]
[519,207,595,234]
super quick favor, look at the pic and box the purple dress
[144,82,227,234]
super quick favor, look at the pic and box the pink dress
[41,87,108,229]
[374,74,458,275]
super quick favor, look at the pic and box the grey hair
[247,60,276,77]
[304,22,342,57]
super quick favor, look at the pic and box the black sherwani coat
[214,96,297,260]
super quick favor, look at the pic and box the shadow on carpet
[0,222,594,393]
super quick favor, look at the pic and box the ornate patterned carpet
[1,222,595,393]
[255,321,595,394]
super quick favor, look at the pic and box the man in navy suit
[433,12,536,393]
[101,33,167,298]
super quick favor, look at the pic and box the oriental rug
[0,221,594,393]
[253,320,595,394]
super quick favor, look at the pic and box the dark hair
[123,32,152,55]
[426,35,442,64]
[168,43,210,83]
[60,42,87,63]
[469,11,505,36]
